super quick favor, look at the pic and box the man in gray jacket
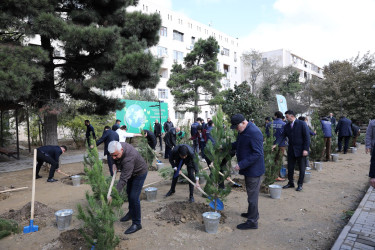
[108,141,148,235]
[366,120,375,188]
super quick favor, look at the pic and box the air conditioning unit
[186,45,194,50]
[221,50,225,55]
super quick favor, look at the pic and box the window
[223,64,230,76]
[159,68,168,78]
[175,111,185,119]
[235,67,237,74]
[251,72,257,81]
[216,62,220,71]
[262,58,268,64]
[159,26,167,37]
[157,46,168,57]
[173,50,184,63]
[158,89,168,99]
[221,48,229,56]
[191,36,195,45]
[234,52,237,62]
[205,111,208,119]
[251,60,257,67]
[173,30,184,42]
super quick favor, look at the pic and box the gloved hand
[173,167,177,171]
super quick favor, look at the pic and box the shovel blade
[232,183,242,188]
[209,198,224,211]
[23,220,39,234]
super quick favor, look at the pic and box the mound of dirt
[0,201,55,227]
[58,229,89,250]
[231,178,246,192]
[155,201,226,225]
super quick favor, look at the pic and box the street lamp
[149,100,164,129]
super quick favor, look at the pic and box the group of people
[33,111,375,236]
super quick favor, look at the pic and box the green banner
[116,100,168,133]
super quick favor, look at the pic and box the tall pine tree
[0,0,162,144]
[167,37,222,121]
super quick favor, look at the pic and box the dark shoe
[36,175,42,179]
[189,196,195,203]
[165,190,175,197]
[124,224,142,234]
[283,183,295,189]
[241,213,248,218]
[296,185,303,191]
[236,222,258,230]
[120,213,131,222]
[47,178,58,182]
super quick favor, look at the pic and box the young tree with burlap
[77,138,126,249]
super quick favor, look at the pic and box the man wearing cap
[231,114,265,230]
[272,110,310,191]
[107,141,148,234]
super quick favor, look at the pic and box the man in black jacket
[143,130,157,150]
[84,120,96,147]
[163,117,174,133]
[165,144,200,203]
[163,126,180,159]
[335,116,353,154]
[154,119,162,151]
[36,145,67,182]
[94,126,119,176]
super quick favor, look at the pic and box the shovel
[107,170,117,204]
[155,156,162,163]
[179,172,224,211]
[23,149,39,234]
[203,166,242,188]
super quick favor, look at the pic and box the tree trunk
[194,87,198,121]
[43,113,58,145]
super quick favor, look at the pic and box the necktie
[291,122,294,129]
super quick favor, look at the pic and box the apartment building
[119,0,242,123]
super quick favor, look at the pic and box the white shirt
[116,129,134,142]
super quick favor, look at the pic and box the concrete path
[332,186,375,250]
[0,152,104,173]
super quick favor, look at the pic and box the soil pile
[58,229,89,250]
[155,201,226,225]
[0,201,54,227]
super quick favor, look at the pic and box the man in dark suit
[335,116,353,154]
[112,119,121,131]
[328,113,336,128]
[273,110,310,191]
[36,145,67,182]
[142,129,157,150]
[94,126,119,176]
[84,120,96,147]
[154,119,162,151]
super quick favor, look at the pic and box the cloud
[240,0,375,67]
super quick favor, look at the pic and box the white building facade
[118,0,242,124]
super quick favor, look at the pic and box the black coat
[163,121,174,132]
[96,129,119,155]
[335,117,353,137]
[164,127,177,148]
[144,130,157,149]
[154,123,162,137]
[169,144,198,173]
[37,145,63,162]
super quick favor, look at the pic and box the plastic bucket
[144,187,157,202]
[314,162,323,171]
[269,184,282,199]
[71,175,81,186]
[202,212,221,234]
[350,147,357,154]
[331,154,339,162]
[156,163,164,170]
[55,209,73,230]
[304,172,311,183]
[356,142,361,148]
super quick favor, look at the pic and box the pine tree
[77,138,126,249]
[137,130,155,170]
[200,107,234,211]
[0,0,162,144]
[309,113,325,162]
[167,37,223,121]
[262,127,281,188]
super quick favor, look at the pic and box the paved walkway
[0,152,104,173]
[333,186,375,250]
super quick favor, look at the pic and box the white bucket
[350,147,357,154]
[269,184,282,199]
[304,172,311,183]
[71,175,81,186]
[356,142,361,148]
[55,209,73,230]
[314,162,323,171]
[202,212,221,234]
[156,163,164,170]
[144,187,157,202]
[331,154,339,162]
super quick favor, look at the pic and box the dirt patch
[58,229,90,250]
[0,201,54,227]
[155,201,226,225]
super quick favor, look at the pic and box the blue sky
[156,0,375,67]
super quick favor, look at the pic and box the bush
[0,218,19,239]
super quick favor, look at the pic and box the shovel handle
[203,166,236,185]
[107,171,117,200]
[143,180,162,188]
[179,172,208,197]
[58,170,70,177]
[31,149,37,220]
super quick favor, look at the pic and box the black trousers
[370,147,375,178]
[156,136,162,150]
[169,167,195,197]
[244,176,261,225]
[164,145,172,159]
[338,136,350,153]
[36,149,58,179]
[287,153,306,186]
[193,139,199,154]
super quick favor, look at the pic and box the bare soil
[0,146,372,250]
